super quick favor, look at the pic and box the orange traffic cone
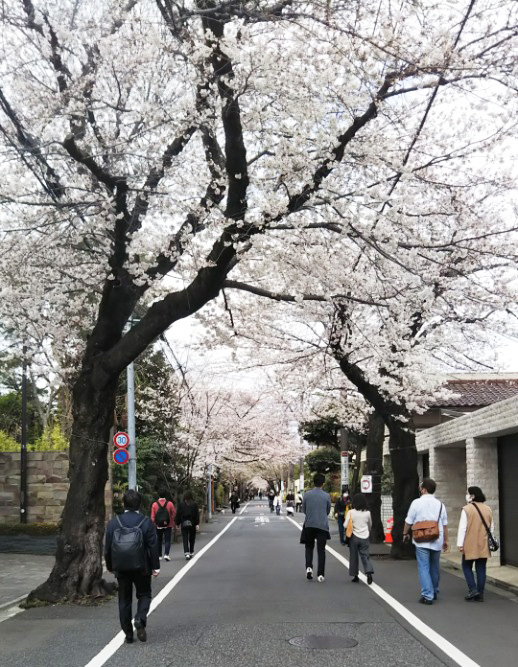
[384,517,394,544]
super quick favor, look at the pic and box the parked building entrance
[498,435,518,567]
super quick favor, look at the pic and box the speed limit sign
[113,431,130,448]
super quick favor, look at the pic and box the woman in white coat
[345,493,374,584]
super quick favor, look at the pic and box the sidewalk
[442,551,518,595]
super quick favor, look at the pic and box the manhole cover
[288,635,358,649]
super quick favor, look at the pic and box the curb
[441,559,518,597]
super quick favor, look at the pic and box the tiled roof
[439,380,518,407]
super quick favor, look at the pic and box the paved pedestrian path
[0,501,517,667]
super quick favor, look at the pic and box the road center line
[286,516,482,667]
[84,516,238,667]
[239,501,250,515]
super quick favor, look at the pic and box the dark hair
[352,493,368,511]
[468,486,486,502]
[183,490,193,503]
[158,489,168,499]
[313,473,325,487]
[420,478,436,494]
[123,489,142,511]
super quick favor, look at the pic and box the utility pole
[20,346,28,523]
[207,464,213,521]
[340,428,349,495]
[127,361,137,490]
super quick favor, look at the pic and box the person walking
[334,492,350,545]
[268,488,275,513]
[403,478,448,605]
[175,490,200,560]
[230,490,240,514]
[150,489,176,561]
[345,493,374,584]
[104,489,160,644]
[301,473,331,583]
[296,491,303,513]
[274,492,282,515]
[457,486,494,602]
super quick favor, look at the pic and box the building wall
[0,451,112,524]
[429,446,466,543]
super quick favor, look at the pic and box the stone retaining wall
[0,451,112,524]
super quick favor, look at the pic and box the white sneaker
[185,553,190,560]
[317,575,325,583]
[159,556,163,560]
[306,567,313,580]
[164,555,170,561]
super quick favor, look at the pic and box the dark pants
[117,571,152,634]
[182,526,196,554]
[348,535,374,577]
[337,514,345,544]
[231,501,239,514]
[296,503,302,513]
[157,527,172,557]
[305,527,328,577]
[462,556,487,594]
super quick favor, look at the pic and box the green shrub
[31,423,68,451]
[0,429,19,451]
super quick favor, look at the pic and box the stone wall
[429,446,467,542]
[0,451,112,524]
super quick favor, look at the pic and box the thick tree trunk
[27,371,118,604]
[388,422,418,559]
[364,410,385,543]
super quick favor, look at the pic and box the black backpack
[111,515,147,572]
[155,500,170,528]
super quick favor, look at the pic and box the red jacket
[151,499,176,528]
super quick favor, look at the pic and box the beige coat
[462,502,492,560]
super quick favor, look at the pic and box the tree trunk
[388,422,418,559]
[364,410,385,543]
[27,372,118,604]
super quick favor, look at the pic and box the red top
[151,499,176,528]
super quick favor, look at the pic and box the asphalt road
[1,500,517,667]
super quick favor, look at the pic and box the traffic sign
[113,449,130,465]
[113,431,130,448]
[361,475,373,493]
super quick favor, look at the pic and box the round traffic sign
[113,431,130,448]
[113,449,130,465]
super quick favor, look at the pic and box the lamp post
[20,346,28,523]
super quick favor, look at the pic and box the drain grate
[288,635,358,649]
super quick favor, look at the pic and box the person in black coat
[104,489,160,643]
[175,490,200,560]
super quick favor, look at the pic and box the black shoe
[433,593,437,600]
[352,576,359,583]
[367,573,373,585]
[465,589,479,601]
[306,567,313,580]
[136,625,147,642]
[419,597,433,605]
[125,634,134,644]
[474,594,484,602]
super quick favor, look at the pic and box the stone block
[29,452,44,461]
[28,474,46,484]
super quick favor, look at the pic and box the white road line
[239,502,250,515]
[286,517,482,667]
[84,516,238,667]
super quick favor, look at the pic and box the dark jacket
[104,510,160,575]
[175,500,200,527]
[334,498,349,515]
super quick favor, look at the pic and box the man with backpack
[104,489,160,644]
[151,489,176,561]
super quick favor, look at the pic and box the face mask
[466,493,472,503]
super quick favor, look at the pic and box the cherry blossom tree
[0,0,515,601]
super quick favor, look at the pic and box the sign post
[361,475,373,494]
[113,431,130,466]
[340,450,349,494]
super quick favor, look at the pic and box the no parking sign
[360,475,373,493]
[113,448,130,465]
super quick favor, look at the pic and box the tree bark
[364,410,385,543]
[27,369,118,603]
[387,419,418,559]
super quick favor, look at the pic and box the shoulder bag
[471,503,499,552]
[412,504,442,543]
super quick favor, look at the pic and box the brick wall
[429,446,466,543]
[0,451,112,524]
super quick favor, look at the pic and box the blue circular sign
[113,449,130,465]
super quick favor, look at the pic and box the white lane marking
[239,502,250,515]
[254,516,270,523]
[84,516,238,667]
[286,517,482,667]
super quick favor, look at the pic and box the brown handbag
[412,504,443,543]
[345,514,353,538]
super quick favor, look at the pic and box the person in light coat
[273,493,282,515]
[345,493,374,584]
[457,486,494,602]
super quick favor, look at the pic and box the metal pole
[207,464,213,521]
[20,346,28,524]
[127,361,137,490]
[299,456,304,494]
